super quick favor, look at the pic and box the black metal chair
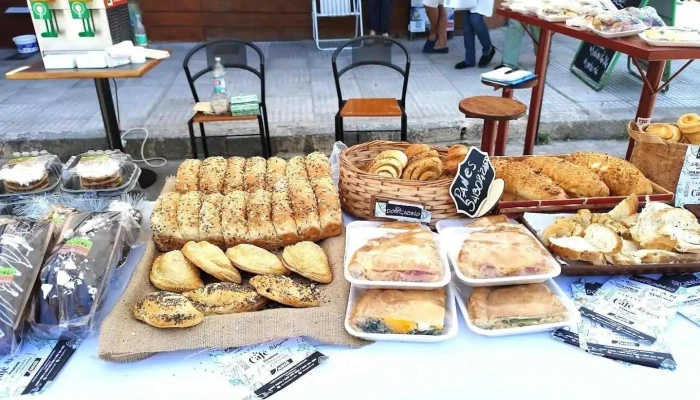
[332,36,411,144]
[183,40,271,159]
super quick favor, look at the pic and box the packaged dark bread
[0,216,54,355]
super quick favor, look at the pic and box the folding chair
[312,0,364,51]
[183,40,271,159]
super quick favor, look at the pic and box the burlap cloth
[98,181,367,362]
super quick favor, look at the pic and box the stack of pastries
[365,144,470,182]
[493,152,653,200]
[152,153,342,253]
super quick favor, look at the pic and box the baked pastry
[583,223,622,254]
[495,161,567,200]
[282,241,332,283]
[678,113,700,144]
[404,144,431,159]
[645,123,682,143]
[305,152,333,180]
[350,289,445,335]
[183,282,267,315]
[270,182,301,246]
[265,157,287,191]
[223,156,246,193]
[522,156,610,198]
[249,274,319,308]
[226,244,289,275]
[221,191,248,247]
[199,193,225,248]
[378,221,429,231]
[244,157,267,193]
[548,236,606,265]
[199,157,227,194]
[286,156,309,182]
[445,144,469,176]
[402,152,444,181]
[177,191,202,242]
[631,204,700,253]
[182,241,242,284]
[457,224,552,278]
[151,192,186,252]
[468,284,568,330]
[310,177,342,238]
[348,230,443,282]
[288,179,322,241]
[368,150,408,178]
[75,156,123,189]
[175,159,200,193]
[467,215,509,227]
[150,250,204,293]
[247,189,282,250]
[132,292,204,328]
[565,152,653,196]
[0,162,49,193]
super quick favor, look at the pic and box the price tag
[675,145,700,208]
[374,200,431,223]
[449,148,504,218]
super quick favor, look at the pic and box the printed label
[675,145,700,207]
[662,273,700,327]
[374,200,431,223]
[0,267,16,284]
[58,238,92,257]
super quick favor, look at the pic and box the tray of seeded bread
[492,152,673,214]
[521,195,700,275]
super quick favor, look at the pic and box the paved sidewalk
[1,20,699,159]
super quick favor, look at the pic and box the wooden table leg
[524,29,553,155]
[625,60,666,160]
[481,120,497,156]
[495,88,514,156]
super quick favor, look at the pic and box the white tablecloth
[25,205,700,400]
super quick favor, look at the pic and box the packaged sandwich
[468,283,568,330]
[350,289,446,335]
[0,152,62,199]
[31,210,141,339]
[61,151,141,196]
[626,6,665,28]
[0,217,53,355]
[590,10,647,34]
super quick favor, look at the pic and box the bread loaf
[495,161,567,200]
[247,189,282,250]
[271,181,301,246]
[223,156,246,193]
[221,190,248,247]
[311,177,343,238]
[565,152,653,196]
[175,159,200,193]
[265,157,287,191]
[198,157,227,194]
[200,193,225,247]
[522,156,610,198]
[288,179,322,241]
[177,191,202,242]
[305,152,332,180]
[244,157,266,193]
[151,192,186,252]
[286,156,309,182]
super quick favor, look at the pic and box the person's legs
[456,11,476,69]
[423,3,439,52]
[469,12,494,67]
[368,0,379,35]
[379,0,391,34]
[500,19,526,68]
[435,5,448,49]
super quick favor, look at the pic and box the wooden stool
[459,96,527,156]
[480,78,538,156]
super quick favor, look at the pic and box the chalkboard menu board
[449,148,500,218]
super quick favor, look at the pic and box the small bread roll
[247,189,282,250]
[175,159,200,193]
[286,156,309,182]
[150,250,204,293]
[182,241,242,283]
[221,190,248,248]
[132,292,204,328]
[311,177,342,238]
[265,157,287,191]
[645,123,681,142]
[282,241,332,283]
[151,192,186,252]
[223,157,246,193]
[226,244,289,275]
[404,144,431,159]
[177,191,202,242]
[249,275,319,308]
[445,144,469,176]
[305,152,333,180]
[183,282,267,315]
[200,193,225,248]
[271,182,301,246]
[199,157,226,194]
[288,179,322,241]
[244,157,266,193]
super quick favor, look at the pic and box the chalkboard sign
[449,148,502,218]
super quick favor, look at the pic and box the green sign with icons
[29,0,58,38]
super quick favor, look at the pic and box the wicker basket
[339,140,459,224]
[628,121,689,192]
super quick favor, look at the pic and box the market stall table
[497,7,700,159]
[23,206,700,400]
[3,58,165,188]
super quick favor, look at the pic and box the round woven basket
[628,121,688,192]
[339,140,459,223]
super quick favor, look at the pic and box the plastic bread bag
[329,141,348,188]
[590,10,646,33]
[62,150,140,195]
[625,6,665,28]
[567,7,605,28]
[29,210,141,340]
[0,217,54,355]
[0,152,62,200]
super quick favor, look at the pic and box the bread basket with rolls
[627,120,689,192]
[339,140,460,224]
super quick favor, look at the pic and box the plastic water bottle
[134,14,148,47]
[212,57,227,101]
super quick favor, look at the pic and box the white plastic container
[588,25,647,39]
[440,225,561,287]
[43,54,76,70]
[12,35,38,54]
[639,33,700,48]
[344,284,458,342]
[453,278,580,337]
[344,221,451,290]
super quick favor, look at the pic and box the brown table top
[498,8,700,61]
[4,57,162,80]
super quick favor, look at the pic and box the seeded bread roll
[221,191,248,247]
[244,157,267,193]
[177,191,202,242]
[175,159,200,193]
[150,250,204,293]
[199,157,227,194]
[247,189,282,250]
[151,192,186,252]
[311,177,342,238]
[132,292,204,329]
[183,282,267,316]
[286,156,309,182]
[200,193,225,248]
[271,180,301,246]
[265,157,287,191]
[223,157,246,194]
[288,179,322,241]
[305,152,332,180]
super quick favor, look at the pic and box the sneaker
[455,61,475,70]
[382,33,389,37]
[430,47,449,54]
[370,29,377,36]
[478,46,496,68]
[422,39,436,53]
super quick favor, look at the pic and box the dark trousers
[368,0,391,34]
[463,11,492,65]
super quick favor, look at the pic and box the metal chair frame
[312,0,364,51]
